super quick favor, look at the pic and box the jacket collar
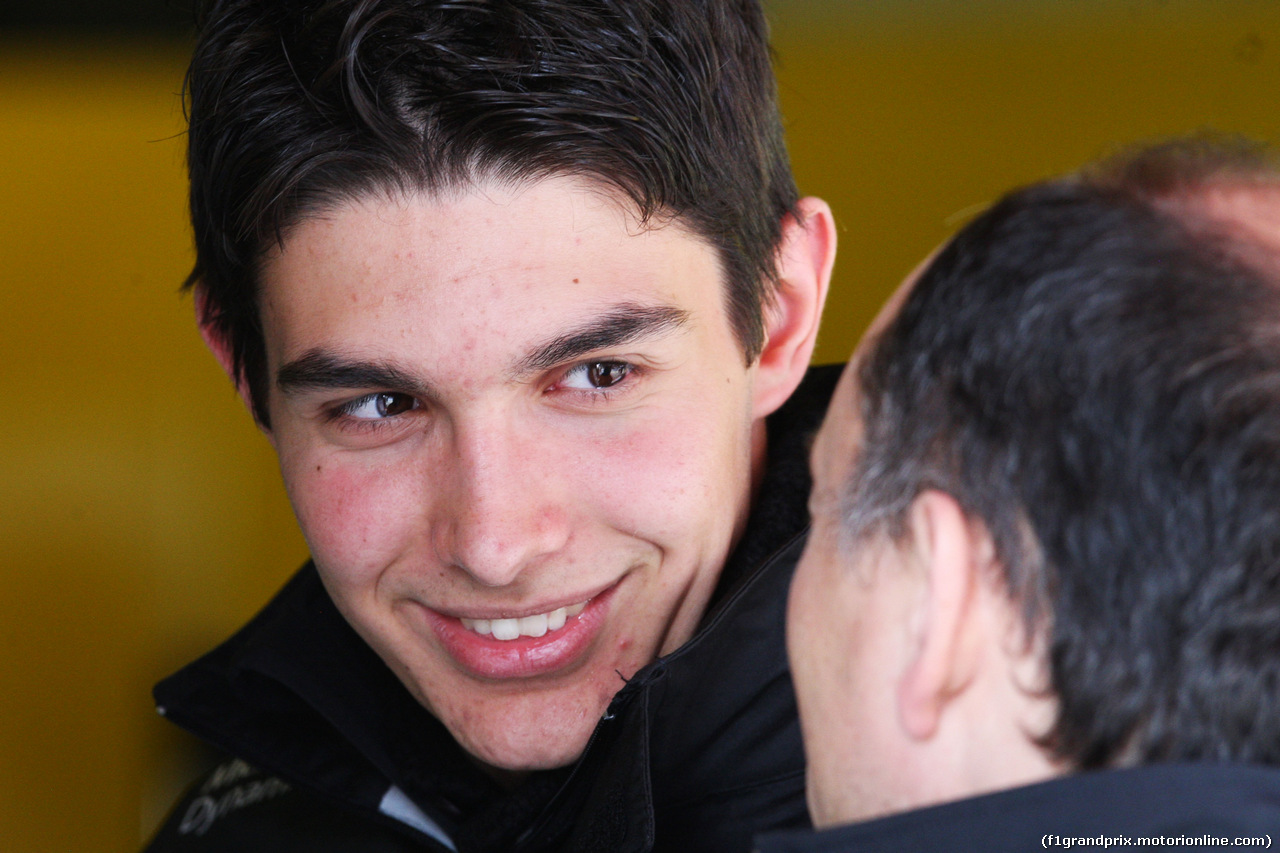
[756,763,1280,853]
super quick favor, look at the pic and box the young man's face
[255,176,774,773]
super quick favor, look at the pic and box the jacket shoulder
[144,758,433,853]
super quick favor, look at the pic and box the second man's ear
[895,490,992,741]
[751,196,837,419]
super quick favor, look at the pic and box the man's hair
[185,0,799,425]
[844,137,1280,769]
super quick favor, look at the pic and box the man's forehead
[838,241,943,388]
[810,242,944,512]
[1195,185,1280,259]
[267,174,706,262]
[260,180,721,309]
[260,180,723,298]
[809,364,861,507]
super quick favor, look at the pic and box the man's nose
[432,416,572,587]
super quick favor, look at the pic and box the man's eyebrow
[276,351,427,398]
[275,304,690,395]
[517,304,691,373]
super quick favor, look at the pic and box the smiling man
[768,139,1280,853]
[146,2,835,852]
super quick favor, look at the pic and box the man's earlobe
[896,490,989,741]
[751,196,836,419]
[195,284,266,428]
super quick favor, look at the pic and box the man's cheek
[600,421,738,529]
[290,462,415,574]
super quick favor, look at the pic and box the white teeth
[519,613,549,637]
[460,600,588,640]
[491,618,520,641]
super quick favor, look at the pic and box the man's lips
[420,583,617,680]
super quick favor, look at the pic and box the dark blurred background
[1,0,191,32]
[2,1,1278,850]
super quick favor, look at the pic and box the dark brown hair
[184,0,799,425]
[846,138,1280,768]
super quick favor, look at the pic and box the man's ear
[195,283,267,429]
[751,196,836,419]
[896,490,996,741]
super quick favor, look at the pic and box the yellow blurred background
[2,1,1278,849]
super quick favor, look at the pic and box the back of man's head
[186,0,797,424]
[849,137,1280,769]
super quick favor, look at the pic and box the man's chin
[421,671,626,776]
[452,719,597,778]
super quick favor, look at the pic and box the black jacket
[146,366,840,853]
[755,763,1280,853]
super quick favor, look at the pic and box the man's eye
[341,392,419,419]
[561,361,632,391]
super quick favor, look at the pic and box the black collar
[756,763,1280,853]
